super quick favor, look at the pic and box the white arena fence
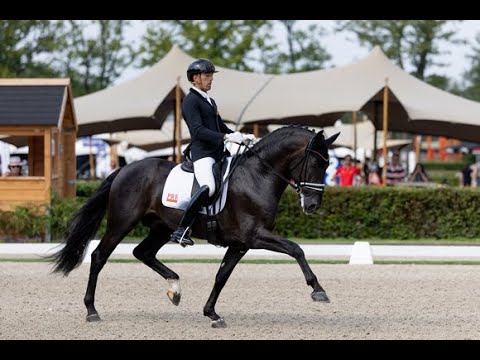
[2,241,480,264]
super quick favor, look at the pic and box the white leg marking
[167,279,181,295]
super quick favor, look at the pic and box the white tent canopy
[241,47,480,142]
[95,119,235,151]
[269,122,411,151]
[74,45,480,143]
[320,121,412,150]
[75,45,269,136]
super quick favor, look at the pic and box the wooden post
[110,143,119,169]
[44,128,52,206]
[253,123,259,138]
[352,111,357,161]
[175,76,182,164]
[415,135,421,163]
[382,78,389,186]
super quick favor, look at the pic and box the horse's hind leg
[84,218,140,322]
[132,224,182,305]
[253,228,330,303]
[203,246,247,328]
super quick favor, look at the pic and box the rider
[170,58,249,247]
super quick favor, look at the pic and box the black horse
[49,125,339,328]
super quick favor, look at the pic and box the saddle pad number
[166,193,178,203]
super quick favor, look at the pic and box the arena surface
[1,262,479,340]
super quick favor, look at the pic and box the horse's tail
[49,168,122,275]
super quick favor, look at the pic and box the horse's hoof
[311,291,330,303]
[86,313,101,322]
[167,290,181,306]
[211,318,227,328]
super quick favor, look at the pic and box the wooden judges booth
[0,79,77,212]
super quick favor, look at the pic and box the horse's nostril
[307,204,316,213]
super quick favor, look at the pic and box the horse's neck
[246,137,306,195]
[258,138,306,175]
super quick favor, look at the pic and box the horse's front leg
[252,227,330,303]
[203,246,247,328]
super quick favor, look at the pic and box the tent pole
[253,123,259,138]
[353,111,357,161]
[415,135,421,163]
[372,102,378,162]
[175,76,182,163]
[382,78,389,186]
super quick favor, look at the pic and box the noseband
[245,135,329,197]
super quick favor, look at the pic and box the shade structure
[74,45,270,136]
[74,45,480,143]
[269,122,411,151]
[239,47,480,142]
[95,120,236,152]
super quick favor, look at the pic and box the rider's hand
[224,131,245,144]
[242,133,256,142]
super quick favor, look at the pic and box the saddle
[178,144,237,246]
[180,144,231,206]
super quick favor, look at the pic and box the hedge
[276,187,480,239]
[1,183,479,241]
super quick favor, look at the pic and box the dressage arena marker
[349,241,374,264]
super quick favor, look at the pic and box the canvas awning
[239,47,480,142]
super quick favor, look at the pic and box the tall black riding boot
[170,185,210,247]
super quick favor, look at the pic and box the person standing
[334,155,362,186]
[386,153,406,186]
[3,156,23,177]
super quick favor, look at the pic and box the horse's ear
[311,129,324,144]
[325,132,340,147]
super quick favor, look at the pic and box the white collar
[191,86,212,105]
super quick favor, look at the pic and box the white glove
[224,131,245,144]
[242,133,256,142]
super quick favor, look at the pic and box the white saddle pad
[161,157,233,215]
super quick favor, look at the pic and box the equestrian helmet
[187,59,218,81]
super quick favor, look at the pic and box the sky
[116,20,480,85]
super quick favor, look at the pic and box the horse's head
[292,129,340,215]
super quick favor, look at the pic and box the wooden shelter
[0,79,77,211]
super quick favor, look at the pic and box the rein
[243,137,328,195]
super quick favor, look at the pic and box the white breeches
[193,157,216,197]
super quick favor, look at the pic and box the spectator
[386,153,406,186]
[363,158,382,186]
[474,160,480,188]
[334,155,362,186]
[408,163,429,182]
[460,161,474,187]
[3,156,23,177]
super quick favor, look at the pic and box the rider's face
[193,73,214,92]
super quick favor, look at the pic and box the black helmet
[187,59,218,81]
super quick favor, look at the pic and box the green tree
[59,20,137,96]
[461,33,480,101]
[139,20,272,71]
[260,20,331,74]
[337,20,463,89]
[0,20,64,77]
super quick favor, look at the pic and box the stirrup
[170,227,195,247]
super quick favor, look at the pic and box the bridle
[244,134,329,197]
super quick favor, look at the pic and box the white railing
[1,241,480,264]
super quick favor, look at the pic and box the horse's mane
[238,124,321,163]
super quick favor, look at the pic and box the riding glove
[242,134,256,142]
[224,131,245,144]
